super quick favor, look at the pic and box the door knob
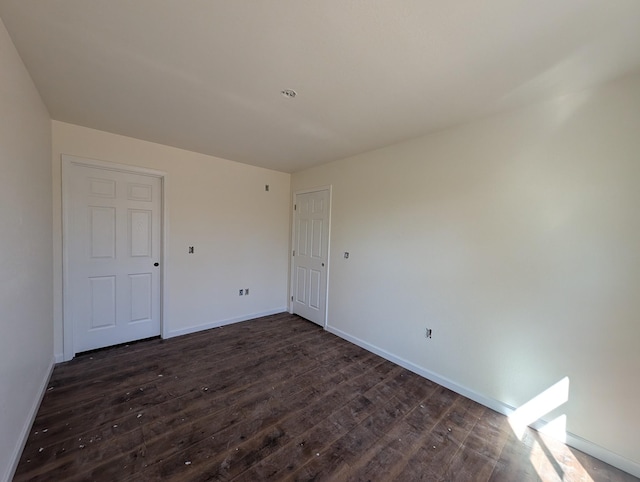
[154,262,159,267]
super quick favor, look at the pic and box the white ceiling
[1,1,640,173]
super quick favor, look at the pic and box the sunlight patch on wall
[508,376,569,440]
[507,377,596,481]
[538,414,567,443]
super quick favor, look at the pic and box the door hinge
[291,295,293,301]
[292,250,295,257]
[294,204,297,210]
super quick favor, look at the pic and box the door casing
[61,154,168,361]
[289,186,332,327]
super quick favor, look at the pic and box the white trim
[61,154,166,177]
[561,433,640,479]
[326,324,640,479]
[289,186,332,328]
[160,173,170,340]
[54,352,64,364]
[326,324,506,413]
[61,157,73,361]
[165,308,287,339]
[61,154,167,361]
[4,357,55,482]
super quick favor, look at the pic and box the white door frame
[61,154,168,361]
[289,185,332,327]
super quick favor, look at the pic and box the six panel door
[66,163,162,354]
[292,189,330,326]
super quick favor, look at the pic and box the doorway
[291,188,331,326]
[62,155,165,360]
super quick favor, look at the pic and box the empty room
[1,1,639,481]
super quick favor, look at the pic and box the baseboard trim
[561,432,640,479]
[54,353,64,364]
[165,308,288,339]
[4,356,55,482]
[325,324,640,479]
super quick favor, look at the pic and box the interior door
[292,189,330,326]
[65,161,162,355]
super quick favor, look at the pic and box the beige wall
[0,18,53,482]
[52,121,291,358]
[292,72,640,470]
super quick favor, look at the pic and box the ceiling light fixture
[281,89,297,99]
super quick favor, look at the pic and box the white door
[292,189,330,326]
[65,160,162,355]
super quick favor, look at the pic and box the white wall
[0,18,53,482]
[292,72,640,473]
[52,122,291,358]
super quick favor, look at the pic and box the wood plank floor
[15,313,637,481]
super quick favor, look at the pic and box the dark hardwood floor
[15,313,637,481]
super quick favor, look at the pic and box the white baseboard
[325,324,640,479]
[4,357,55,482]
[561,432,640,479]
[54,352,64,363]
[165,308,288,339]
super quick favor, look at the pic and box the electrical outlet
[239,289,244,296]
[425,328,432,339]
[245,288,249,295]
